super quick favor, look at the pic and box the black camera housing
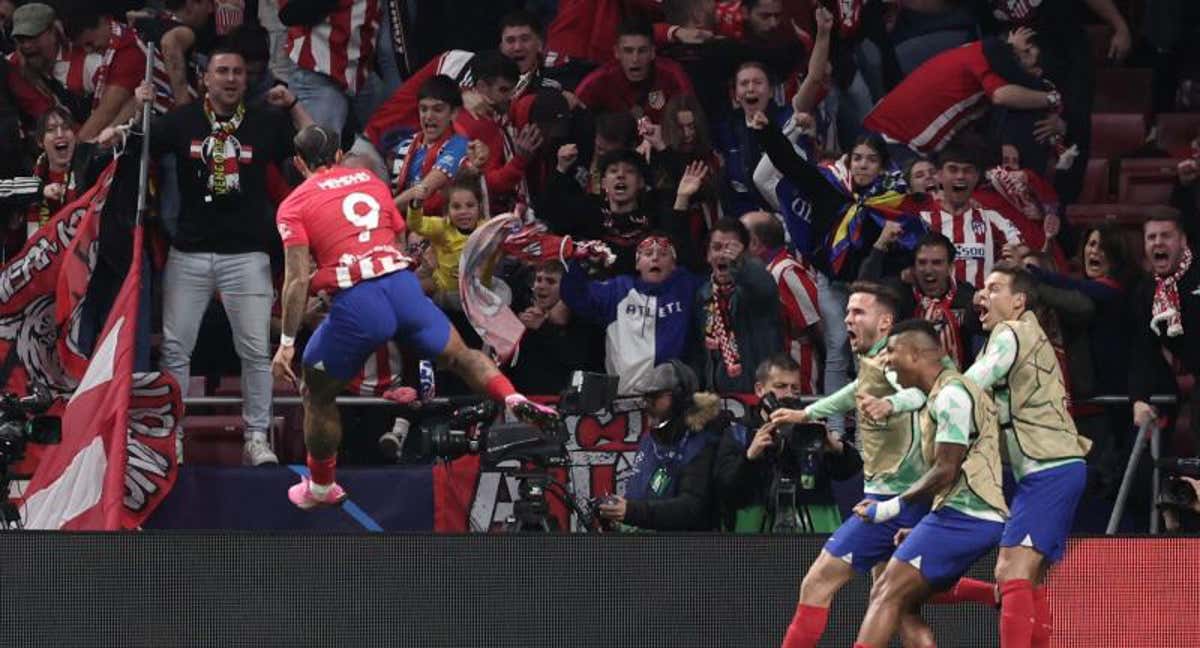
[758,393,826,484]
[557,371,619,416]
[420,400,569,468]
[1158,475,1198,510]
[0,386,58,469]
[1156,457,1200,511]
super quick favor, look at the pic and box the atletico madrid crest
[971,217,987,237]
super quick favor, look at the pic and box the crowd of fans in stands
[0,0,1197,525]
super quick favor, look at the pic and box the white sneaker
[243,437,278,466]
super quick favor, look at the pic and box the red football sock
[928,577,997,606]
[780,603,828,648]
[1031,587,1052,648]
[999,579,1036,648]
[485,373,517,402]
[307,453,337,486]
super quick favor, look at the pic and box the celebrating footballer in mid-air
[271,125,556,510]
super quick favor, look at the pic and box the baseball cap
[12,3,56,39]
[643,361,698,396]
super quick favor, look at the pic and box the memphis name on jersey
[276,168,412,295]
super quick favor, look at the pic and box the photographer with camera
[714,354,862,533]
[597,361,724,531]
[1159,457,1200,532]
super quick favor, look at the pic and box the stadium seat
[1093,68,1153,113]
[181,415,246,466]
[187,377,206,397]
[1155,113,1200,155]
[1078,158,1112,203]
[1064,203,1156,227]
[1090,114,1146,159]
[1118,158,1179,205]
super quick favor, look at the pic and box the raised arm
[963,326,1017,391]
[990,84,1055,111]
[791,6,833,115]
[161,26,197,107]
[749,115,841,204]
[271,244,313,387]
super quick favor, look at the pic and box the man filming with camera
[1160,457,1200,532]
[714,354,863,533]
[596,361,725,531]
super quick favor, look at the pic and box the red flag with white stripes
[21,224,177,529]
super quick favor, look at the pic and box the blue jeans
[375,3,403,97]
[815,272,851,436]
[289,68,385,142]
[160,249,274,439]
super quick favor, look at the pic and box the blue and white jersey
[561,264,702,394]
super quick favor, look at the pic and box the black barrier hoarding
[5,533,1198,647]
[2,532,993,648]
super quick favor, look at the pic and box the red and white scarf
[29,154,77,228]
[1151,247,1193,338]
[395,129,453,194]
[203,96,246,196]
[985,166,1039,220]
[916,279,965,368]
[705,280,742,378]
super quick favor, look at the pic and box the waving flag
[821,159,925,274]
[0,161,119,399]
[459,213,525,363]
[752,121,821,255]
[21,223,180,530]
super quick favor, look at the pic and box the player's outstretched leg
[855,559,931,648]
[780,551,855,648]
[288,367,351,510]
[926,577,998,606]
[437,327,558,425]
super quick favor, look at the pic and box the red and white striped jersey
[276,166,411,294]
[284,0,381,93]
[347,342,403,396]
[863,41,1007,154]
[767,250,822,395]
[91,20,148,108]
[919,205,1022,288]
[52,47,102,98]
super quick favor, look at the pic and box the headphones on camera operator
[647,360,707,436]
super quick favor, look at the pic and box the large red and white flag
[21,224,179,530]
[0,161,118,398]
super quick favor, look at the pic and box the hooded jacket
[561,262,703,395]
[623,392,725,531]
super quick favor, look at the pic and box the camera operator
[714,354,863,533]
[1159,458,1200,532]
[597,361,724,531]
